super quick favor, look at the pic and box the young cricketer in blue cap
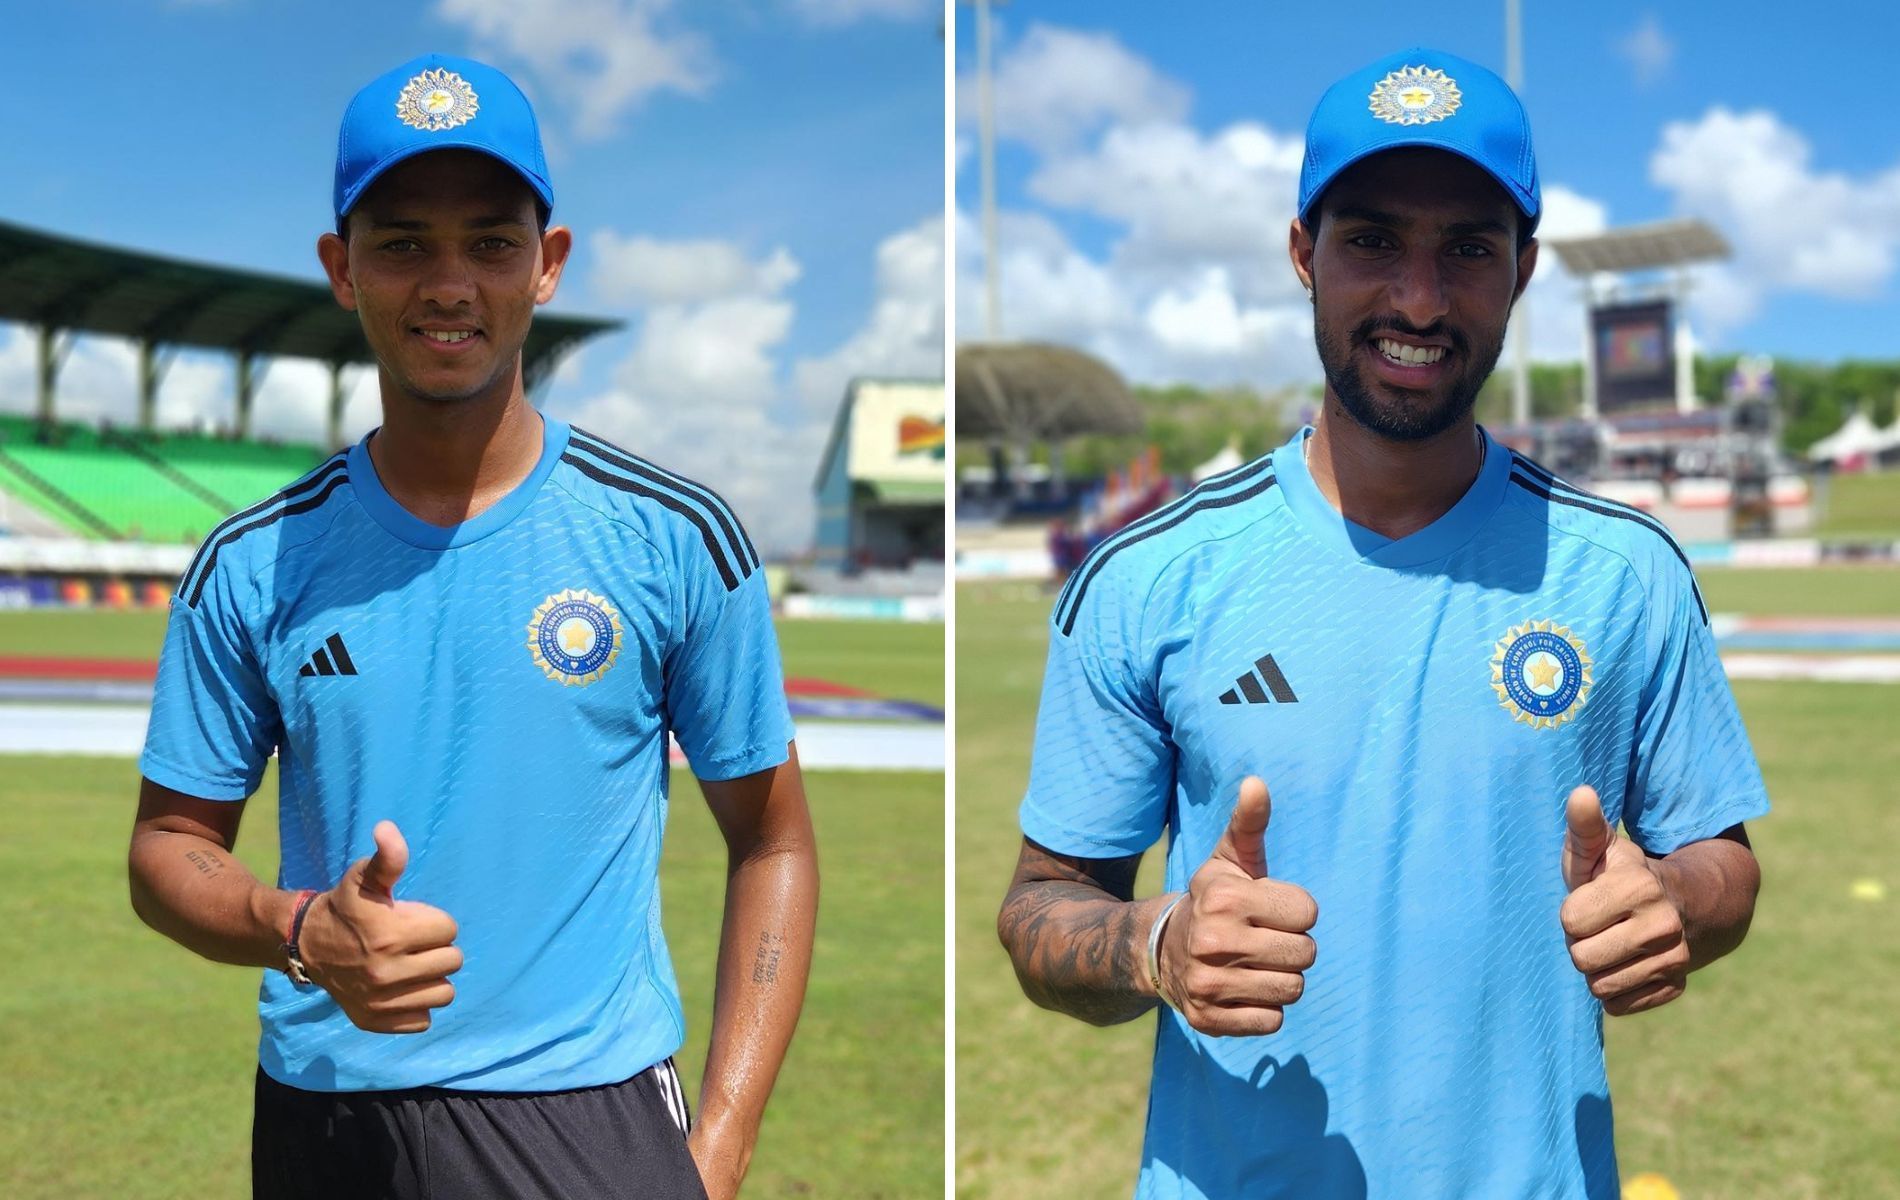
[130,53,817,1200]
[1001,48,1766,1198]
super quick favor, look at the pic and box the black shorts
[252,1059,708,1200]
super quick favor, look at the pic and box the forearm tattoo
[996,841,1152,1026]
[750,930,786,986]
[184,848,226,879]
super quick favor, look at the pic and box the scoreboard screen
[1592,300,1674,411]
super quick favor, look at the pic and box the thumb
[1212,776,1272,879]
[1562,786,1612,892]
[360,820,408,898]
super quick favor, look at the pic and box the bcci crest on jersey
[1490,620,1593,730]
[528,589,622,686]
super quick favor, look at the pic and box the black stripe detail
[325,633,356,676]
[1508,471,1709,626]
[178,454,348,602]
[1059,472,1279,637]
[186,472,351,609]
[1236,672,1269,704]
[310,649,336,676]
[1256,655,1298,703]
[561,453,742,591]
[568,428,759,572]
[1056,457,1275,630]
[1053,455,1270,622]
[298,662,315,677]
[1218,688,1240,705]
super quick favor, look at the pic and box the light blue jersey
[142,414,793,1093]
[1022,426,1768,1200]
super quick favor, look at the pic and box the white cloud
[794,214,944,410]
[435,0,714,139]
[1029,119,1305,301]
[786,0,937,24]
[1517,183,1613,363]
[960,23,1189,153]
[559,220,944,557]
[1649,106,1900,333]
[554,234,805,549]
[591,233,800,307]
[1615,14,1675,87]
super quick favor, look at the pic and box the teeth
[1375,338,1445,365]
[425,330,473,343]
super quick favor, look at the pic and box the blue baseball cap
[334,53,553,223]
[1299,48,1539,235]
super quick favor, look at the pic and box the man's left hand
[1559,785,1691,1016]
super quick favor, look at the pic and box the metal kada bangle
[1146,892,1187,1009]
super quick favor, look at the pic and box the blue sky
[0,0,945,553]
[954,1,1900,392]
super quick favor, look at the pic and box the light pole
[1507,0,1530,425]
[973,0,1003,340]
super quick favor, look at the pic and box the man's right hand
[1157,777,1318,1036]
[298,820,464,1034]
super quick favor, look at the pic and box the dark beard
[1314,307,1504,442]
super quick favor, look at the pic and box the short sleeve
[665,549,794,782]
[1019,575,1174,858]
[139,568,281,802]
[1621,566,1769,853]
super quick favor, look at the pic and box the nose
[417,246,478,309]
[1385,247,1450,330]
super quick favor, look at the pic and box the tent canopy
[955,342,1143,442]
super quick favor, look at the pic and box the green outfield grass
[0,758,941,1200]
[955,580,1900,1199]
[1698,566,1900,619]
[0,610,944,708]
[1813,470,1900,540]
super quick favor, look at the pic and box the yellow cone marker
[1623,1172,1681,1200]
[1850,878,1887,902]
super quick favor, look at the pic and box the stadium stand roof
[956,342,1143,442]
[0,219,622,439]
[1544,218,1730,276]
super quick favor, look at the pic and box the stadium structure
[0,219,619,609]
[1505,218,1813,542]
[802,377,945,618]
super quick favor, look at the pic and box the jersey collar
[1274,422,1510,568]
[349,412,571,550]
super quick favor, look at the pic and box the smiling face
[1291,147,1537,442]
[317,150,570,407]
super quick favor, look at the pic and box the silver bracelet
[1145,892,1187,1009]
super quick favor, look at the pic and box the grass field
[1812,470,1900,541]
[0,614,944,1199]
[955,571,1900,1199]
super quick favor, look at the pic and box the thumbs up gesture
[296,820,465,1034]
[1155,777,1318,1036]
[1559,787,1690,1016]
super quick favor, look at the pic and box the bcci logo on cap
[397,68,479,132]
[528,589,622,686]
[1491,620,1593,730]
[1368,65,1462,126]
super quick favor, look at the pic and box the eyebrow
[1332,205,1510,239]
[363,214,531,232]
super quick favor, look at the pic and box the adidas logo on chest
[1217,654,1298,705]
